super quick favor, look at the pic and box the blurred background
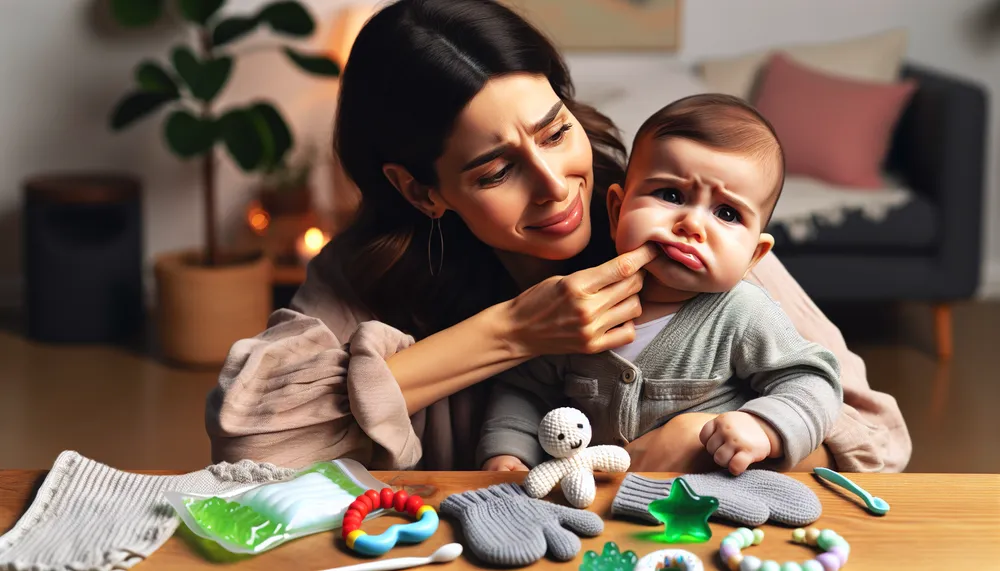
[0,0,997,473]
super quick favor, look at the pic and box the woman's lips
[658,241,705,271]
[526,194,583,236]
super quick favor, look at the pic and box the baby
[477,94,843,476]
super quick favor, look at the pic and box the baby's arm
[476,357,566,469]
[729,287,843,470]
[700,285,842,474]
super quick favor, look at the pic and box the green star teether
[646,477,719,543]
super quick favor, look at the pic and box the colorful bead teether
[718,526,851,571]
[342,488,439,556]
[646,477,719,543]
[633,549,704,571]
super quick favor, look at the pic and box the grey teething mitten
[611,470,821,527]
[439,482,603,566]
[0,451,294,571]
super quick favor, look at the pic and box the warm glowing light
[296,226,331,264]
[304,227,326,250]
[247,202,270,234]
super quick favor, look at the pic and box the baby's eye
[558,433,565,440]
[715,205,741,223]
[651,188,683,204]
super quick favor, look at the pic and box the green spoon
[813,467,890,515]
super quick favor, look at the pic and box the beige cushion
[697,28,908,99]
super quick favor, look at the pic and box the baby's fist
[699,411,773,475]
[481,455,529,471]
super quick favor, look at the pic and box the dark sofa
[766,63,989,359]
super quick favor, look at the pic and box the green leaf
[259,1,314,36]
[164,110,217,157]
[172,47,232,102]
[196,57,232,102]
[110,0,164,27]
[219,109,264,170]
[172,46,201,90]
[249,102,293,168]
[283,48,340,77]
[177,0,225,25]
[212,16,259,46]
[135,61,178,95]
[110,91,178,130]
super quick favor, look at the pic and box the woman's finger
[578,242,659,294]
[593,293,643,335]
[590,321,636,353]
[592,270,645,314]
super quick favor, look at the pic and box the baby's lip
[656,240,705,271]
[570,440,583,450]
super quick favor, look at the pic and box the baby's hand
[481,455,529,471]
[698,411,777,476]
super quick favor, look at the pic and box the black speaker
[22,173,144,343]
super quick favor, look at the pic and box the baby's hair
[631,93,785,227]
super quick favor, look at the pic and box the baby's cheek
[614,211,657,253]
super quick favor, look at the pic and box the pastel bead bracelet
[342,488,439,556]
[718,526,851,571]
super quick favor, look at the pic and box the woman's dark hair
[330,0,624,339]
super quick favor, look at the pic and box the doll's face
[538,408,593,459]
[608,136,776,303]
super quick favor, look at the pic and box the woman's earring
[428,216,444,276]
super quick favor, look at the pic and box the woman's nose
[526,152,568,204]
[673,209,706,242]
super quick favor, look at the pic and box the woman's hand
[482,455,529,471]
[502,243,659,357]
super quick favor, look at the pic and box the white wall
[0,0,362,309]
[1,0,998,308]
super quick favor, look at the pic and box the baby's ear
[606,183,626,238]
[744,232,775,277]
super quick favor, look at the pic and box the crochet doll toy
[523,407,631,508]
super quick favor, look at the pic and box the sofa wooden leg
[933,303,953,360]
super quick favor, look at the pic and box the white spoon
[319,543,464,571]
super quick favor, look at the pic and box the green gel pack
[165,458,388,555]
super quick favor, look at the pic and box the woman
[206,0,910,473]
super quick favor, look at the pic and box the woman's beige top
[205,246,912,472]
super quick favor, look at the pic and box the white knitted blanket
[770,175,913,243]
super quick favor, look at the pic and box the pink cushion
[752,53,916,188]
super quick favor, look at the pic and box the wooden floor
[0,301,998,473]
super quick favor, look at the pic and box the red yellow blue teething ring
[341,488,439,556]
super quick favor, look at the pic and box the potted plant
[107,0,340,366]
[258,144,316,216]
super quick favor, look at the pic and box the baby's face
[609,137,775,301]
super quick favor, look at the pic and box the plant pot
[154,249,272,367]
[259,186,312,216]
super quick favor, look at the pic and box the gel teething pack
[165,458,388,554]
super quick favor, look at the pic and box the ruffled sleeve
[205,247,423,469]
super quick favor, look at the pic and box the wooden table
[2,470,998,569]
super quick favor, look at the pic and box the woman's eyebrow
[530,101,565,133]
[461,101,565,172]
[462,144,511,172]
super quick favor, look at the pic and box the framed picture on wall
[499,0,681,51]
